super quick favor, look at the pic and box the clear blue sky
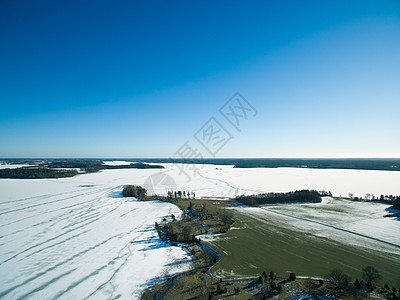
[0,0,399,158]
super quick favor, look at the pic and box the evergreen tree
[354,278,361,289]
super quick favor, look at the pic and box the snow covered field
[0,170,192,300]
[102,160,136,166]
[140,163,400,199]
[1,163,399,299]
[0,164,32,169]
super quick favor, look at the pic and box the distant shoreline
[1,158,400,172]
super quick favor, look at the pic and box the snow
[140,163,400,199]
[1,163,400,299]
[102,160,136,166]
[0,164,32,169]
[0,170,192,300]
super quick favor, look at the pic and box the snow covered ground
[0,164,33,169]
[0,163,399,299]
[102,160,136,166]
[140,163,400,199]
[0,170,192,300]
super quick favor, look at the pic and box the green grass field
[207,203,400,288]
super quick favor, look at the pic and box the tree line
[46,160,163,173]
[326,265,398,296]
[0,167,78,179]
[235,190,322,206]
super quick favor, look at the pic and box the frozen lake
[0,163,399,299]
[140,163,400,199]
[0,170,192,299]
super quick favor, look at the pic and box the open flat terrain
[207,197,400,287]
[0,167,192,299]
[1,163,399,298]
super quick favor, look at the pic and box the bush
[289,273,296,281]
[393,197,400,210]
[216,283,227,294]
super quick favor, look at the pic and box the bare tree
[327,268,350,290]
[362,266,381,287]
[201,243,210,266]
[199,277,209,299]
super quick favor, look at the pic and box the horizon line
[1,157,400,160]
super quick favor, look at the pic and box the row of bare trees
[327,265,389,292]
[167,190,196,199]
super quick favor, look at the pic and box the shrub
[216,283,227,294]
[289,273,296,281]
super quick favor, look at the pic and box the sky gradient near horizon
[1,0,399,158]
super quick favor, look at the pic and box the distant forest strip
[44,161,164,172]
[235,190,322,206]
[133,158,400,172]
[0,167,78,179]
[0,161,163,179]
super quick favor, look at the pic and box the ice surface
[140,163,400,198]
[0,170,192,299]
[0,164,32,169]
[102,161,136,166]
